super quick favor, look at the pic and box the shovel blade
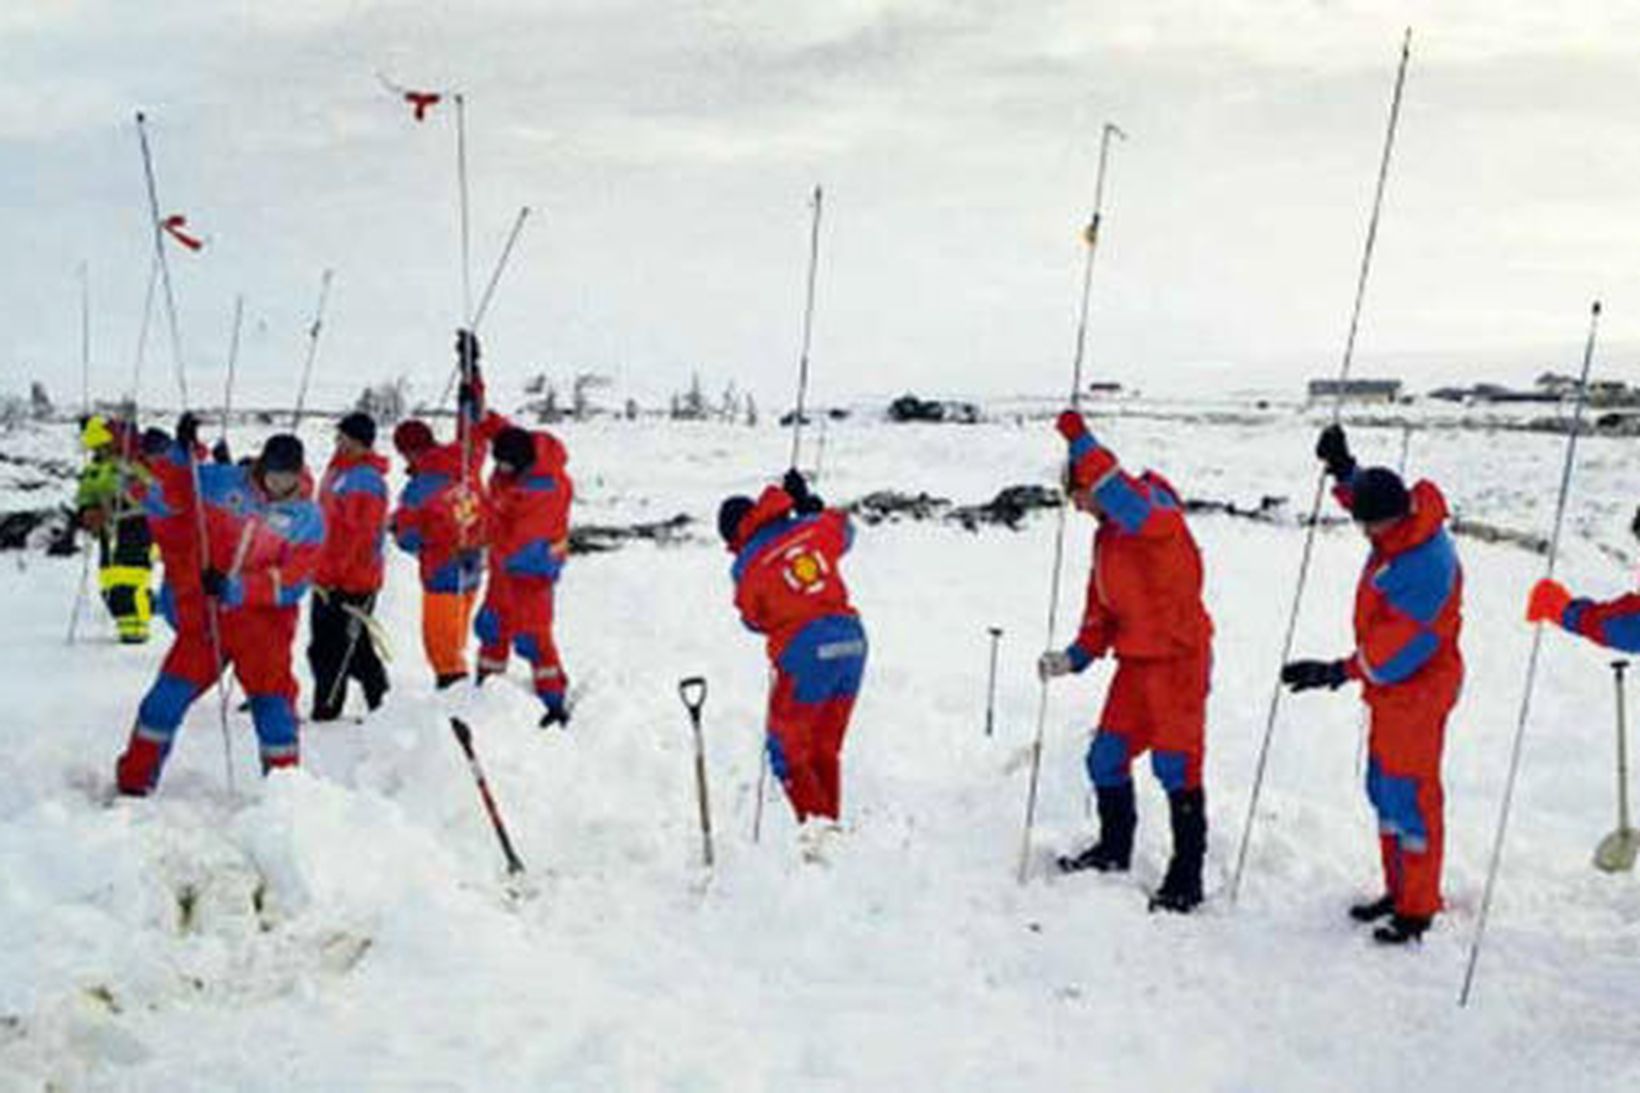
[1593,828,1640,873]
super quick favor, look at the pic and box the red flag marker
[405,90,441,121]
[161,214,204,252]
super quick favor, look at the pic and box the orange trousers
[422,589,477,679]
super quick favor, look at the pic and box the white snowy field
[2,412,1639,1090]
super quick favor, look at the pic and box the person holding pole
[390,333,502,688]
[1038,411,1214,913]
[74,414,155,644]
[716,468,866,861]
[1525,507,1640,651]
[115,415,324,795]
[1281,423,1464,945]
[468,332,576,727]
[308,411,391,721]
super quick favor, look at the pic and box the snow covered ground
[2,411,1638,1090]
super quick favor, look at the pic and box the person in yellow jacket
[75,415,154,643]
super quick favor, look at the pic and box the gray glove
[1037,650,1075,681]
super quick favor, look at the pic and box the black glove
[211,439,232,465]
[1281,659,1349,693]
[456,329,480,376]
[783,468,823,514]
[200,567,227,597]
[456,382,477,416]
[1315,424,1355,480]
[141,427,171,456]
[1630,504,1640,543]
[175,412,201,451]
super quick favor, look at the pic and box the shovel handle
[678,676,708,719]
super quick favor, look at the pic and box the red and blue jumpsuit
[1550,590,1640,652]
[1061,434,1214,794]
[730,485,868,822]
[117,442,324,794]
[475,429,573,716]
[391,375,502,681]
[1336,473,1464,920]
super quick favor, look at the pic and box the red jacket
[484,430,572,583]
[139,441,323,618]
[391,413,505,592]
[1335,476,1464,703]
[729,486,858,659]
[316,449,389,593]
[1065,442,1213,666]
[1557,588,1640,653]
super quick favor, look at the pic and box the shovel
[1594,659,1639,873]
[678,677,715,869]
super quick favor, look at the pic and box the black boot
[1149,788,1206,914]
[1372,913,1431,945]
[1058,783,1136,874]
[1349,894,1395,924]
[435,672,468,691]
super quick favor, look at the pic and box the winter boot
[115,735,165,797]
[1372,913,1431,946]
[435,672,468,691]
[1349,894,1396,924]
[1149,787,1206,913]
[538,706,571,730]
[1057,783,1136,874]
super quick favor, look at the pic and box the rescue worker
[1525,505,1640,651]
[718,469,867,858]
[75,414,153,643]
[1282,423,1464,945]
[1038,411,1214,913]
[309,411,390,720]
[476,415,574,726]
[114,414,324,795]
[390,330,502,688]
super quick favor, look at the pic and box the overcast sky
[5,1,1640,412]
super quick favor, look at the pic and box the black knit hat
[718,495,754,544]
[491,426,535,472]
[261,433,305,474]
[1349,466,1410,524]
[337,411,376,447]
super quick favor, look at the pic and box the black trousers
[307,589,388,718]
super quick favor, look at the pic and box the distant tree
[672,373,708,420]
[745,393,758,427]
[29,381,52,420]
[0,394,27,430]
[354,378,409,424]
[624,398,640,421]
[572,373,612,420]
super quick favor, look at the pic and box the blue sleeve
[1069,435,1153,534]
[505,540,565,581]
[1565,598,1640,653]
[336,466,388,500]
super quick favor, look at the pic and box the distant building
[1307,378,1402,404]
[1086,381,1123,396]
[1431,374,1640,406]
